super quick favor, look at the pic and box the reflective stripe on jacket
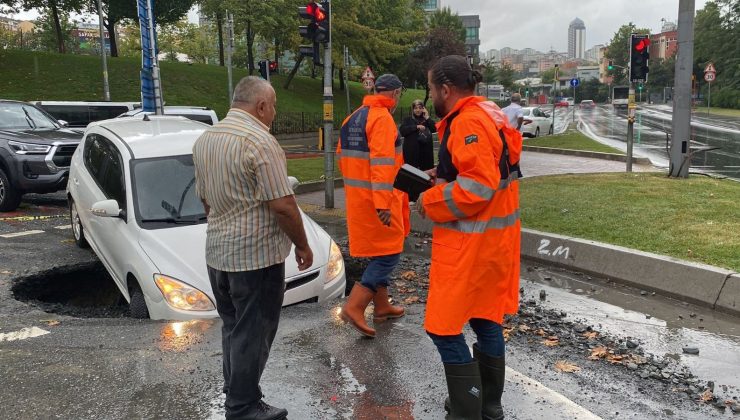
[337,95,409,257]
[420,96,521,335]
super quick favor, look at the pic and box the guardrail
[271,109,414,135]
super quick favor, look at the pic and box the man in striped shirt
[193,76,313,420]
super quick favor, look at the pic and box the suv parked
[33,101,140,128]
[0,100,83,211]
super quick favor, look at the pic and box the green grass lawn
[524,131,623,155]
[520,172,740,271]
[699,107,740,119]
[0,50,427,119]
[287,157,339,182]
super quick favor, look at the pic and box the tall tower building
[568,17,586,59]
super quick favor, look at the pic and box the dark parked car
[0,100,83,211]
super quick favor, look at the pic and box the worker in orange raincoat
[337,74,410,338]
[417,56,522,420]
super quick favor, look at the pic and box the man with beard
[417,55,522,420]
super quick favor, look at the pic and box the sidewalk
[296,151,654,210]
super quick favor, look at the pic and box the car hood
[137,212,331,298]
[0,128,83,144]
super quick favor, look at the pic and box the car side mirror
[91,199,123,218]
[288,176,300,191]
[58,119,69,128]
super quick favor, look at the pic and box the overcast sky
[444,0,709,53]
[8,0,709,54]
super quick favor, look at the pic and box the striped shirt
[192,108,293,272]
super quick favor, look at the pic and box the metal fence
[271,108,415,135]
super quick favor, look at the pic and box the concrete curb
[522,145,651,165]
[408,212,739,316]
[294,179,343,195]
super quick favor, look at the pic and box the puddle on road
[11,262,130,318]
[522,263,740,396]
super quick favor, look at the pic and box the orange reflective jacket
[337,95,409,257]
[420,96,521,335]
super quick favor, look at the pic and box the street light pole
[323,0,334,208]
[225,11,234,101]
[96,0,110,101]
[669,0,695,178]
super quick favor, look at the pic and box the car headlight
[154,274,215,311]
[326,240,344,283]
[8,140,51,155]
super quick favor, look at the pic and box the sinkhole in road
[11,262,130,318]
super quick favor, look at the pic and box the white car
[521,107,553,138]
[66,116,345,320]
[117,106,219,126]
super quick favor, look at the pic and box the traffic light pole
[669,0,695,178]
[627,84,635,173]
[323,0,334,208]
[95,0,110,101]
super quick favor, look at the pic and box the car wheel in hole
[128,279,149,319]
[0,168,22,212]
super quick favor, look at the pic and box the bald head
[231,76,277,128]
[511,93,521,104]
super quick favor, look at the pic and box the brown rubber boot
[373,286,405,322]
[340,284,376,338]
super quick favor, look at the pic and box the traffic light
[298,1,329,65]
[258,60,268,80]
[629,34,650,83]
[608,60,614,71]
[269,60,278,74]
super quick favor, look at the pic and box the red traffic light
[635,38,650,52]
[306,2,326,22]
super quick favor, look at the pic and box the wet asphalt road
[577,104,740,180]
[1,180,740,419]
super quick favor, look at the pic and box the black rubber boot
[474,343,505,420]
[443,361,483,420]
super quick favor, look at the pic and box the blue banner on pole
[138,0,157,112]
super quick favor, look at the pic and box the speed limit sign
[704,72,716,82]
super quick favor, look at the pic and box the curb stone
[522,145,651,165]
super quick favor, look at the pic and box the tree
[397,26,466,105]
[496,63,515,91]
[21,0,84,53]
[604,23,650,85]
[428,6,465,42]
[33,7,79,53]
[93,0,195,57]
[198,0,225,66]
[694,0,739,108]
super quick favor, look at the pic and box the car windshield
[0,102,60,130]
[522,109,531,116]
[131,154,206,228]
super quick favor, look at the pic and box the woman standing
[400,100,436,171]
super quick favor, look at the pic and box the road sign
[362,78,374,91]
[704,63,716,74]
[704,72,716,82]
[570,78,579,87]
[361,67,375,81]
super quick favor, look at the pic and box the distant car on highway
[521,107,553,138]
[554,99,570,108]
[67,116,346,320]
[579,100,596,110]
[565,97,575,106]
[0,100,83,211]
[116,106,219,126]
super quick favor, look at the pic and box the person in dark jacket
[400,99,437,171]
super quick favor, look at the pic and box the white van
[33,101,140,128]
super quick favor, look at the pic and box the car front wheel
[128,279,149,319]
[0,168,22,212]
[69,199,89,248]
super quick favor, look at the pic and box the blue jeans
[360,253,401,292]
[428,318,506,364]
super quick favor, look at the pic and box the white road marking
[0,230,45,239]
[53,225,72,230]
[469,345,603,419]
[0,327,50,342]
